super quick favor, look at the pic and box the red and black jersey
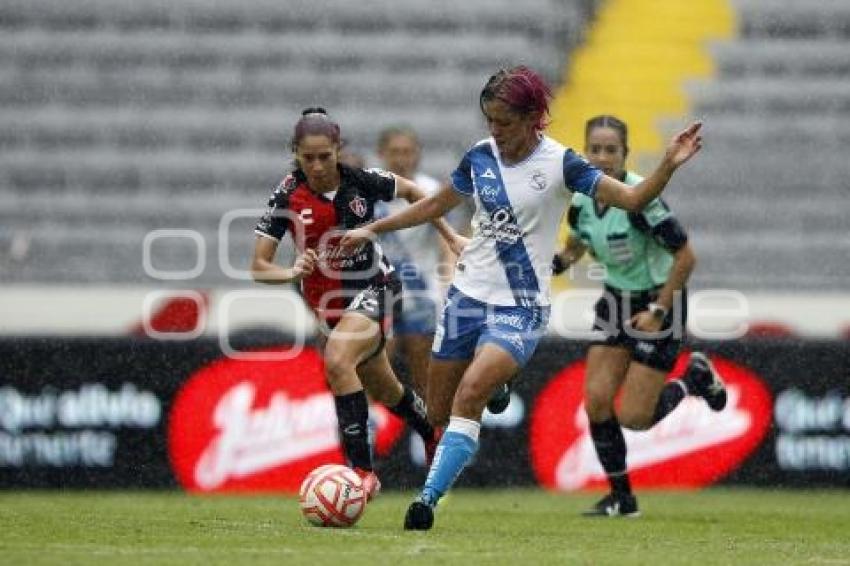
[254,164,398,322]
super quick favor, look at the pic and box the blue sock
[419,416,480,507]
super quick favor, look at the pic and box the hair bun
[301,107,328,117]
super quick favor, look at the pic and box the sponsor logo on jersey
[168,348,404,492]
[480,207,523,244]
[529,353,772,490]
[479,185,500,203]
[349,196,368,218]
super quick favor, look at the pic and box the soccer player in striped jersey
[252,108,463,500]
[341,67,703,530]
[553,115,727,517]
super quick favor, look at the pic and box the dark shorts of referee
[591,285,688,372]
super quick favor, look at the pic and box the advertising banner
[1,337,848,490]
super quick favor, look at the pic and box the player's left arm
[629,209,696,332]
[655,240,696,314]
[595,121,703,211]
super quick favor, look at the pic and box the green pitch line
[1,488,849,566]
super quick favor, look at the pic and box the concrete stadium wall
[0,286,848,339]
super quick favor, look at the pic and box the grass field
[2,489,849,565]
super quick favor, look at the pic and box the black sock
[589,417,631,496]
[652,380,688,425]
[682,363,704,390]
[334,390,372,471]
[387,384,434,442]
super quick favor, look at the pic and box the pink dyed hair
[479,66,553,130]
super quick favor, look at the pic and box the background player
[374,126,449,400]
[553,114,726,517]
[251,108,462,498]
[341,66,704,530]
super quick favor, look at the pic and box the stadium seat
[663,0,850,291]
[0,0,590,284]
[710,40,850,78]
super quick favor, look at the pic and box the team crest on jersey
[279,174,298,193]
[349,196,368,218]
[529,170,547,191]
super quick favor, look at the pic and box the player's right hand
[292,248,318,280]
[339,228,375,252]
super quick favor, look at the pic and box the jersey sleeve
[628,198,689,252]
[361,167,398,202]
[563,149,603,198]
[567,205,581,230]
[567,193,586,230]
[450,151,474,196]
[254,179,292,242]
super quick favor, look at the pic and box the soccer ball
[299,464,367,527]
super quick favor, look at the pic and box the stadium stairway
[547,0,733,292]
[552,0,850,292]
[0,0,591,285]
[548,0,734,158]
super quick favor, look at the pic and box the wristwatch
[648,302,668,320]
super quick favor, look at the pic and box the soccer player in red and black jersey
[251,108,463,499]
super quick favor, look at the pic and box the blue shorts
[431,286,550,367]
[390,261,438,337]
[393,293,438,336]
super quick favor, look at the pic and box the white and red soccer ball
[299,464,367,527]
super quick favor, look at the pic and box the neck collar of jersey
[492,133,544,169]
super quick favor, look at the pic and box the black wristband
[552,254,567,275]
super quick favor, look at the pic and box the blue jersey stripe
[563,149,603,198]
[468,144,540,307]
[451,152,475,195]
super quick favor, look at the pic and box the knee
[323,347,352,387]
[584,385,615,423]
[617,407,654,431]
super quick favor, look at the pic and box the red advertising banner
[529,352,773,490]
[168,346,404,493]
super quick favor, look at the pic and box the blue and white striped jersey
[450,135,602,306]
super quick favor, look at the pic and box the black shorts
[344,275,402,328]
[591,286,688,372]
[321,275,402,363]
